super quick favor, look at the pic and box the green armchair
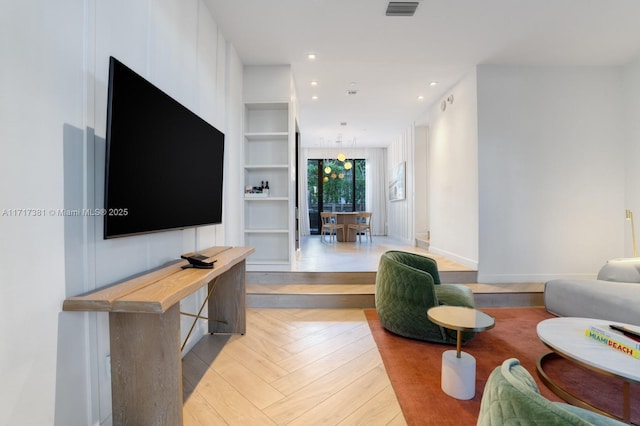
[478,358,626,425]
[375,250,476,343]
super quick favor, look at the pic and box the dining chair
[320,212,344,242]
[348,212,372,242]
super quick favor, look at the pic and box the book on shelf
[585,323,640,360]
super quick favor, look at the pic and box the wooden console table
[63,246,254,426]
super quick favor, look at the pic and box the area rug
[366,307,639,425]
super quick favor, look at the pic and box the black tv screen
[104,56,224,239]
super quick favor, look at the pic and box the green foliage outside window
[307,158,366,232]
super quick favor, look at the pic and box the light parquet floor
[182,237,456,424]
[183,308,407,426]
[293,235,470,272]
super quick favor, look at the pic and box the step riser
[246,292,543,309]
[246,270,477,285]
[415,239,430,251]
[247,294,375,309]
[247,271,376,284]
[474,293,544,308]
[439,271,477,284]
[246,270,494,309]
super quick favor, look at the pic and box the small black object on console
[181,253,216,269]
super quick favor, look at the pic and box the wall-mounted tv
[104,56,224,239]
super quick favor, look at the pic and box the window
[307,158,365,234]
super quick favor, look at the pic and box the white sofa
[544,258,640,326]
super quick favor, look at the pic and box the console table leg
[109,304,182,426]
[208,260,246,334]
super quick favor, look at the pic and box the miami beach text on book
[585,325,640,360]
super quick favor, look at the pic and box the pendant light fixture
[343,137,355,170]
[336,135,346,162]
[320,137,331,174]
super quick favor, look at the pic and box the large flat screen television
[104,56,224,239]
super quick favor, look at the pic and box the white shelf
[243,96,293,269]
[244,103,288,133]
[244,134,288,166]
[244,231,290,265]
[244,229,289,234]
[245,102,288,111]
[245,132,288,140]
[244,165,288,169]
[244,197,288,201]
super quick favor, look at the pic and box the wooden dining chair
[348,212,372,242]
[320,212,344,242]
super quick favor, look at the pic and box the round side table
[427,306,495,400]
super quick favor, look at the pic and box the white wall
[1,2,83,425]
[424,72,480,268]
[622,57,640,257]
[244,65,292,102]
[0,1,243,424]
[415,62,637,282]
[223,44,246,247]
[414,126,429,240]
[476,65,625,282]
[387,127,415,244]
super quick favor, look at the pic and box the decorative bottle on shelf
[260,181,265,192]
[264,181,270,196]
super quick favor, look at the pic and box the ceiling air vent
[385,2,419,17]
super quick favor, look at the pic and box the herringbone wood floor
[183,308,406,425]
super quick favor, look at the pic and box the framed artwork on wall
[389,161,405,201]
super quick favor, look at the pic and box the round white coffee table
[537,317,640,423]
[427,306,495,400]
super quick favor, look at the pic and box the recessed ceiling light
[307,53,316,60]
[429,81,438,87]
[417,95,424,101]
[311,80,318,86]
[311,95,318,100]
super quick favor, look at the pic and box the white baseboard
[428,246,478,269]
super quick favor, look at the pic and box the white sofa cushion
[544,279,640,326]
[597,258,640,283]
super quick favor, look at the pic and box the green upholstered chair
[477,358,626,425]
[375,250,476,343]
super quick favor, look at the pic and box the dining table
[334,212,358,242]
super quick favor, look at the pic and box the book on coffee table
[585,324,640,359]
